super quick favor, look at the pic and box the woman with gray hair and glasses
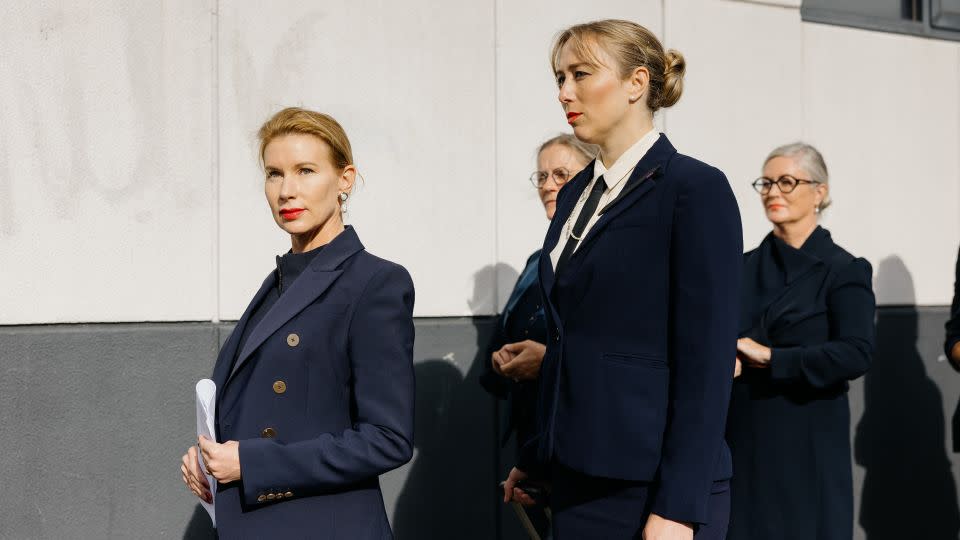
[726,143,875,540]
[481,133,596,448]
[481,134,595,539]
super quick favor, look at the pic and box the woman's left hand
[736,337,771,368]
[498,340,546,381]
[198,435,242,483]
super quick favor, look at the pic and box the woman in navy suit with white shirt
[502,20,742,540]
[179,107,415,539]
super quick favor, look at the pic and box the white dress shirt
[550,129,661,270]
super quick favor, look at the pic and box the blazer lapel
[225,226,366,383]
[742,231,826,337]
[211,273,275,391]
[541,163,595,300]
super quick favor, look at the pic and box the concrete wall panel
[802,22,960,305]
[0,324,218,539]
[0,1,215,324]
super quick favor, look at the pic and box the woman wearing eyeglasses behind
[726,143,875,540]
[480,134,595,537]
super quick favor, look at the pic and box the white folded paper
[195,379,217,526]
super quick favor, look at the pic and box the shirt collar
[592,128,661,191]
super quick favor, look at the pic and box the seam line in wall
[800,17,806,140]
[211,0,221,324]
[492,0,500,316]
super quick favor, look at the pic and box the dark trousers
[550,463,730,540]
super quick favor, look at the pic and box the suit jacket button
[261,427,277,438]
[266,493,276,500]
[257,494,266,502]
[287,333,300,347]
[273,380,287,394]
[284,491,294,498]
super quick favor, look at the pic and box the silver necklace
[563,167,635,241]
[563,179,595,241]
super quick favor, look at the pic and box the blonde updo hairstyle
[257,107,354,173]
[551,19,685,112]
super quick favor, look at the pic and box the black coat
[726,226,875,540]
[479,250,548,451]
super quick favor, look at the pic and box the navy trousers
[550,463,730,540]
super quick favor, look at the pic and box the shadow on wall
[392,264,516,540]
[855,256,960,539]
[183,505,216,539]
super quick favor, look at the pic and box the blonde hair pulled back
[257,107,354,171]
[551,19,685,112]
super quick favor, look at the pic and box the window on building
[802,0,960,40]
[932,0,960,31]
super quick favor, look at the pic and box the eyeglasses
[530,168,572,188]
[752,175,821,194]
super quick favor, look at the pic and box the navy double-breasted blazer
[519,134,743,525]
[210,226,415,539]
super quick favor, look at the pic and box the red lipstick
[566,112,582,124]
[280,208,305,220]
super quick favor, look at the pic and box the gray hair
[537,134,599,165]
[764,142,831,212]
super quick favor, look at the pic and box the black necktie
[556,175,607,271]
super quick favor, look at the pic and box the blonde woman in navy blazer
[502,20,742,540]
[179,107,415,539]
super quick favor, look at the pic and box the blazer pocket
[602,352,668,370]
[594,352,670,468]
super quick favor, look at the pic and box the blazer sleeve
[769,257,875,387]
[238,264,416,504]
[945,246,960,369]
[650,166,742,525]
